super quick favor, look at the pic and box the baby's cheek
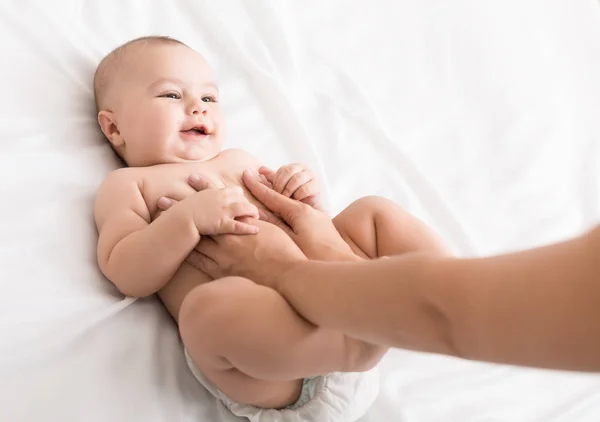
[150,115,173,140]
[215,116,226,140]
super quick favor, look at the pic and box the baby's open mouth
[181,125,210,140]
[184,126,207,135]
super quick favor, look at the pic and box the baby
[93,36,448,421]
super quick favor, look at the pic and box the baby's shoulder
[95,167,147,207]
[98,167,142,190]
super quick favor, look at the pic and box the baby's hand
[258,164,324,211]
[161,186,260,235]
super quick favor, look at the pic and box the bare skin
[94,39,452,409]
[188,170,600,373]
[96,159,450,408]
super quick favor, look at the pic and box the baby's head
[94,36,224,167]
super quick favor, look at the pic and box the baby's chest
[141,166,248,218]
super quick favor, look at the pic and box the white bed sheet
[1,0,600,421]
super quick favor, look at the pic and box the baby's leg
[332,196,452,364]
[333,196,451,259]
[179,276,360,409]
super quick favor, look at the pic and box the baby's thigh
[179,276,253,369]
[332,196,384,259]
[333,195,448,258]
[178,276,304,408]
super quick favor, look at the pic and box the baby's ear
[97,110,124,147]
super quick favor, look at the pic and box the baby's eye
[201,96,217,103]
[160,92,181,100]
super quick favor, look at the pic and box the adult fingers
[188,173,219,191]
[186,250,221,278]
[195,236,218,257]
[157,196,178,210]
[242,169,303,225]
[258,166,276,184]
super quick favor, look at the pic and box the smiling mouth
[181,125,211,141]
[185,126,207,134]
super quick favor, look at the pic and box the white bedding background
[1,1,600,421]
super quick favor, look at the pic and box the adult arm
[193,169,600,371]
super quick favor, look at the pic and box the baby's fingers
[230,202,260,219]
[222,219,259,235]
[273,165,303,195]
[292,179,320,201]
[282,170,313,198]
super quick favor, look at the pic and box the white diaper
[184,349,379,422]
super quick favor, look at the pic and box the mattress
[1,0,600,421]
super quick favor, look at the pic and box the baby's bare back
[118,149,272,320]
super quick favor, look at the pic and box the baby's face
[105,44,224,166]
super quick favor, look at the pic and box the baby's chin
[176,135,223,162]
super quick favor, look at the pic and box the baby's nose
[189,101,208,116]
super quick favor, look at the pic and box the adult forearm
[439,225,600,371]
[277,225,600,371]
[105,207,199,297]
[278,254,456,355]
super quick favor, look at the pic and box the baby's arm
[95,170,258,298]
[94,170,200,298]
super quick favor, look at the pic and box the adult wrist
[273,258,305,295]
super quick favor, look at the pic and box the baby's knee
[347,195,396,217]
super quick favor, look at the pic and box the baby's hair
[93,35,188,112]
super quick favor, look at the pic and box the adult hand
[189,219,307,288]
[241,169,358,261]
[156,173,308,287]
